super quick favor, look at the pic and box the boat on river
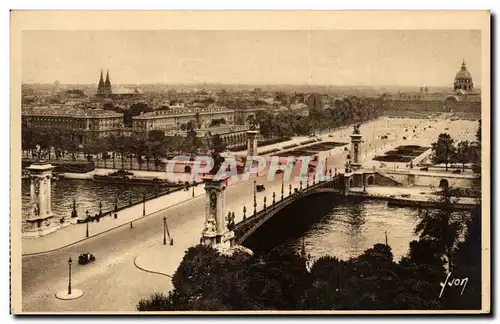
[92,169,177,187]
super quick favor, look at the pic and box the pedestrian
[114,212,118,219]
[130,222,133,228]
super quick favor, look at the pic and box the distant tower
[97,69,105,95]
[53,80,61,93]
[104,70,112,96]
[454,60,474,92]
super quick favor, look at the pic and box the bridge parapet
[233,175,343,244]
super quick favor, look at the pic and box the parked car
[452,169,461,174]
[389,194,396,198]
[401,194,411,198]
[78,253,96,265]
[420,167,429,171]
[256,184,265,192]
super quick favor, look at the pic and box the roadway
[21,116,477,312]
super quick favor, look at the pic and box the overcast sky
[22,30,481,87]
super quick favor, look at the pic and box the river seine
[21,178,158,220]
[244,194,420,261]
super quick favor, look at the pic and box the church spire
[105,69,111,86]
[97,69,105,94]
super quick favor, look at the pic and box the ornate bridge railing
[233,175,343,245]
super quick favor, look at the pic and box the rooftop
[22,106,123,118]
[133,106,235,120]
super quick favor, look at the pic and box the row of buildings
[22,61,482,149]
[21,102,267,148]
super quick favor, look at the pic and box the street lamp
[68,257,72,295]
[253,180,257,216]
[192,184,195,198]
[142,191,146,216]
[281,177,284,201]
[98,201,102,218]
[71,198,78,219]
[163,216,167,245]
[85,210,89,238]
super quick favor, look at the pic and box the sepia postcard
[10,10,491,315]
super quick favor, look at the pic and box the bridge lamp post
[113,197,118,214]
[272,192,275,205]
[263,196,266,210]
[281,179,284,201]
[289,184,292,196]
[253,180,257,216]
[98,201,102,218]
[243,206,246,221]
[192,184,195,198]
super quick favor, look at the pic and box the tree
[431,133,455,171]
[148,130,165,143]
[210,134,226,154]
[454,140,472,171]
[470,121,481,174]
[414,187,470,271]
[194,111,202,129]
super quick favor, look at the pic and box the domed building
[454,60,474,92]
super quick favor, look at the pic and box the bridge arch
[184,165,192,173]
[367,175,375,186]
[439,179,449,189]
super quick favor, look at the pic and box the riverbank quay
[21,184,206,255]
[348,186,479,210]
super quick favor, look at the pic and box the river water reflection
[244,195,420,261]
[21,179,158,220]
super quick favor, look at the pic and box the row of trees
[22,127,226,171]
[137,187,481,311]
[431,121,481,172]
[254,96,381,138]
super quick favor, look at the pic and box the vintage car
[256,184,265,192]
[452,169,462,174]
[78,253,96,265]
[401,194,411,198]
[420,167,429,171]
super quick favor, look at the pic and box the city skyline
[22,30,481,87]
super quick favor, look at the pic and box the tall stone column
[246,130,259,157]
[201,175,230,247]
[349,124,363,187]
[23,162,59,238]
